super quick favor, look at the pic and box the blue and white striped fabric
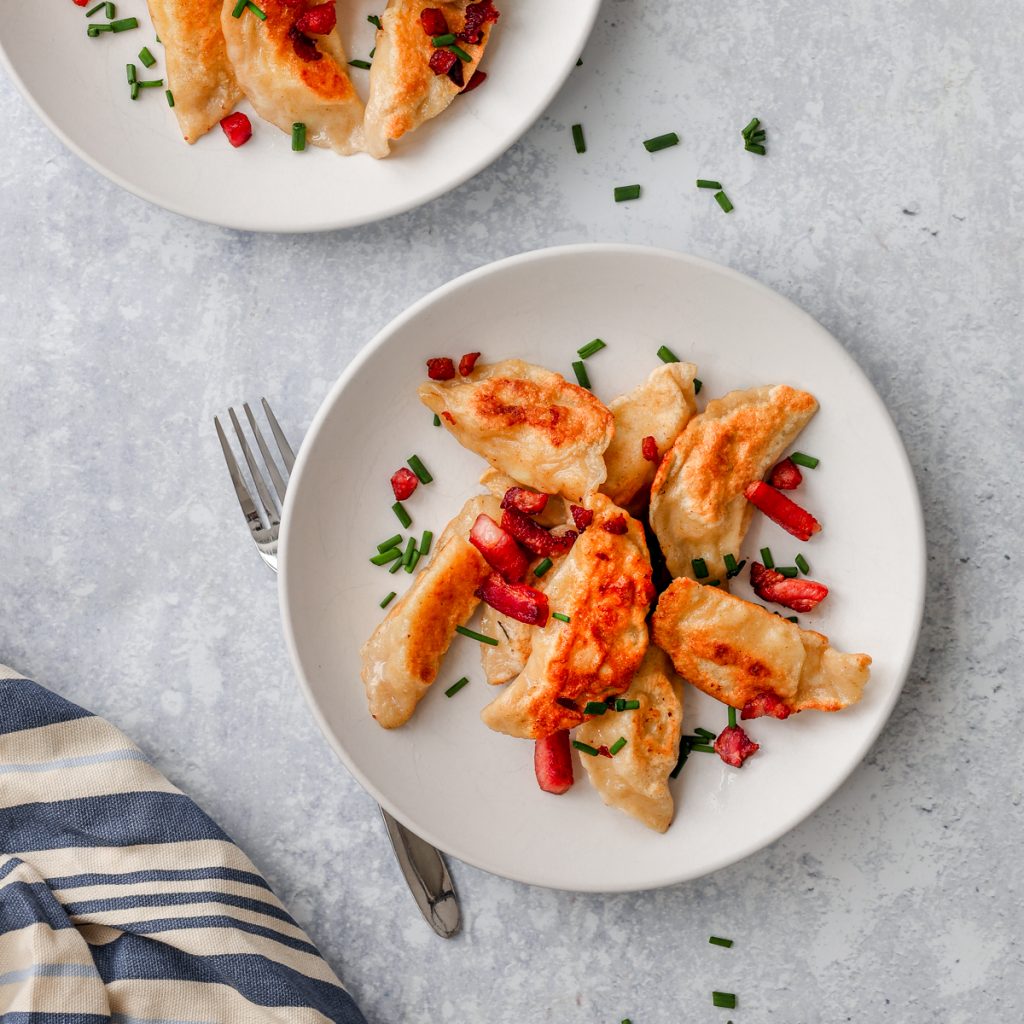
[0,666,366,1024]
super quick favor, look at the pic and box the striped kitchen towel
[0,665,366,1024]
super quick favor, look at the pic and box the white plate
[279,244,925,892]
[0,0,598,232]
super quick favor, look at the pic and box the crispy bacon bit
[446,59,464,88]
[501,507,577,557]
[390,467,418,501]
[458,351,481,376]
[419,7,449,35]
[428,48,458,76]
[598,744,613,758]
[462,69,487,93]
[73,0,89,6]
[741,691,792,721]
[288,25,323,62]
[279,0,305,6]
[295,2,336,34]
[219,112,252,147]
[769,457,803,490]
[534,731,573,794]
[714,725,760,767]
[441,411,456,425]
[476,573,549,626]
[426,356,456,380]
[501,487,549,516]
[555,697,577,711]
[458,0,499,43]
[601,514,628,535]
[570,505,594,531]
[641,435,659,462]
[469,514,529,583]
[750,561,829,613]
[744,481,821,541]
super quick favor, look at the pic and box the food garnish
[419,8,449,35]
[426,356,456,380]
[641,435,658,462]
[458,351,481,376]
[455,624,498,646]
[407,454,433,484]
[291,122,306,151]
[390,467,419,500]
[571,124,586,153]
[444,676,470,698]
[696,179,722,189]
[790,450,820,468]
[714,190,734,213]
[219,112,252,147]
[570,505,593,531]
[741,690,792,720]
[470,514,529,582]
[501,507,577,557]
[744,480,821,541]
[601,514,628,534]
[714,724,759,767]
[795,552,810,574]
[643,132,679,153]
[614,184,642,202]
[749,561,828,612]
[379,591,397,609]
[462,70,487,93]
[709,936,734,948]
[768,456,803,490]
[476,574,549,625]
[572,360,591,389]
[533,557,553,577]
[500,487,549,515]
[551,612,571,623]
[391,500,412,528]
[577,338,605,359]
[713,992,737,1009]
[656,345,679,363]
[534,731,573,794]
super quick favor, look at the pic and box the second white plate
[279,244,925,891]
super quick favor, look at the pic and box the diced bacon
[501,487,549,515]
[741,691,792,721]
[769,457,803,490]
[641,435,659,462]
[428,48,458,76]
[469,514,529,582]
[279,0,305,6]
[714,725,760,767]
[597,745,613,758]
[73,0,89,6]
[390,467,418,501]
[219,112,252,147]
[458,0,499,43]
[501,507,577,557]
[601,514,628,535]
[288,25,323,62]
[295,2,336,34]
[446,59,464,88]
[458,351,481,376]
[534,731,573,794]
[441,411,456,424]
[570,505,594,531]
[744,481,821,541]
[426,356,456,380]
[749,562,829,613]
[419,7,449,35]
[476,573,549,626]
[462,69,487,93]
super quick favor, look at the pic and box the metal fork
[215,399,461,939]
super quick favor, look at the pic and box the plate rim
[0,1,602,233]
[278,242,927,891]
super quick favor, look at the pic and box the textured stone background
[2,0,1022,1020]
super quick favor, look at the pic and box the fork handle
[379,807,460,939]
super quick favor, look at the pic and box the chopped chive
[370,549,402,566]
[609,737,627,756]
[129,82,139,99]
[691,558,709,579]
[86,1,105,13]
[713,992,737,1009]
[407,455,432,484]
[388,555,404,574]
[777,566,799,578]
[88,24,113,35]
[571,361,591,389]
[710,935,734,948]
[577,338,605,359]
[110,16,139,31]
[230,0,247,16]
[571,123,586,154]
[348,59,372,69]
[787,615,799,623]
[694,378,703,394]
[431,32,457,45]
[137,79,163,88]
[126,63,137,84]
[728,706,737,729]
[419,530,433,557]
[741,117,760,138]
[670,743,689,778]
[749,129,766,141]
[696,179,722,190]
[572,740,600,756]
[291,122,306,151]
[706,579,721,587]
[621,700,640,711]
[138,46,155,67]
[456,625,498,646]
[724,553,746,578]
[377,534,403,553]
[400,536,416,565]
[583,701,607,716]
[714,190,734,213]
[695,727,716,740]
[552,612,571,623]
[795,553,810,574]
[245,1,266,19]
[760,546,774,569]
[406,549,422,573]
[165,89,174,107]
[614,184,641,202]
[643,131,679,153]
[576,57,583,66]
[790,451,819,468]
[369,46,375,58]
[533,557,553,577]
[447,43,472,61]
[745,142,766,155]
[691,743,716,754]
[85,0,113,14]
[656,345,679,363]
[392,501,412,528]
[445,676,470,698]
[380,591,397,609]
[367,13,382,27]
[432,413,441,427]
